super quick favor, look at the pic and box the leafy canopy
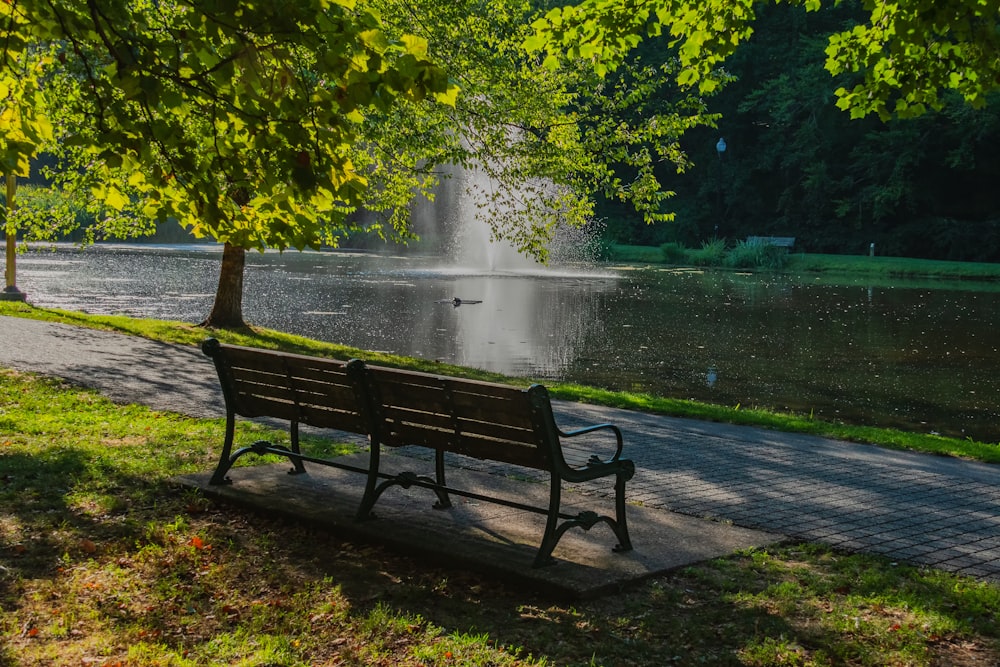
[4,0,716,260]
[1,0,457,250]
[0,56,51,179]
[361,0,718,260]
[527,0,1000,120]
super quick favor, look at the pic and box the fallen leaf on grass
[189,536,211,550]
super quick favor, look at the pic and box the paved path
[2,315,999,583]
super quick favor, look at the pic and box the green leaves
[526,0,756,95]
[2,0,458,252]
[822,0,1000,118]
[527,0,1000,120]
[355,0,722,253]
[0,50,53,177]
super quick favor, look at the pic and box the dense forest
[596,3,1000,262]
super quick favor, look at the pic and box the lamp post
[2,173,27,302]
[714,138,727,238]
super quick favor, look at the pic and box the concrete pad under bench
[174,453,782,599]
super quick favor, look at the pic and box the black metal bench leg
[287,421,307,476]
[209,412,237,485]
[356,437,381,521]
[432,448,452,510]
[533,476,562,568]
[612,471,633,553]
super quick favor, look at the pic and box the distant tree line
[594,3,1000,261]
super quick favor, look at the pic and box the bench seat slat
[279,379,359,404]
[454,405,534,429]
[380,409,452,434]
[296,406,368,432]
[454,418,537,441]
[450,392,534,421]
[226,371,349,395]
[378,399,538,440]
[450,439,546,468]
[239,394,365,429]
[373,377,536,429]
[230,381,286,401]
[233,386,358,411]
[281,364,353,385]
[380,421,451,448]
[228,368,285,388]
[224,347,357,388]
[383,422,547,468]
[367,366,525,395]
[235,393,301,421]
[223,344,335,366]
[225,347,359,401]
[228,362,354,390]
[229,371,362,414]
[380,415,539,448]
[377,394,534,429]
[376,388,450,414]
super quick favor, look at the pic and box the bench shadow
[3,440,997,665]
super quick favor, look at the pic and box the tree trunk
[2,173,26,301]
[4,174,14,289]
[203,242,247,329]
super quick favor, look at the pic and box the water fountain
[397,161,617,377]
[409,162,601,274]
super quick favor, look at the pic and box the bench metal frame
[203,338,634,568]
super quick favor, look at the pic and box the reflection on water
[579,268,1000,442]
[12,243,1000,442]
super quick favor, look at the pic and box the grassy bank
[3,368,999,666]
[606,244,1000,282]
[1,301,998,463]
[786,254,1000,281]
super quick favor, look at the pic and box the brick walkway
[2,315,999,583]
[550,404,1000,582]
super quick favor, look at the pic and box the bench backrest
[202,339,369,435]
[203,339,561,470]
[359,364,556,470]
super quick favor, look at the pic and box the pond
[13,242,1000,443]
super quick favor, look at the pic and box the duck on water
[436,297,483,307]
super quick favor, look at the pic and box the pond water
[13,243,1000,443]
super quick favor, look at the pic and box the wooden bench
[746,235,795,249]
[202,338,635,568]
[201,339,371,486]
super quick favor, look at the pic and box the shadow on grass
[3,439,999,665]
[0,366,997,664]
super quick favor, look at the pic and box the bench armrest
[558,422,624,461]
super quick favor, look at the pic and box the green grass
[785,253,1000,281]
[550,383,1000,462]
[606,244,1000,283]
[2,300,998,463]
[2,369,998,666]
